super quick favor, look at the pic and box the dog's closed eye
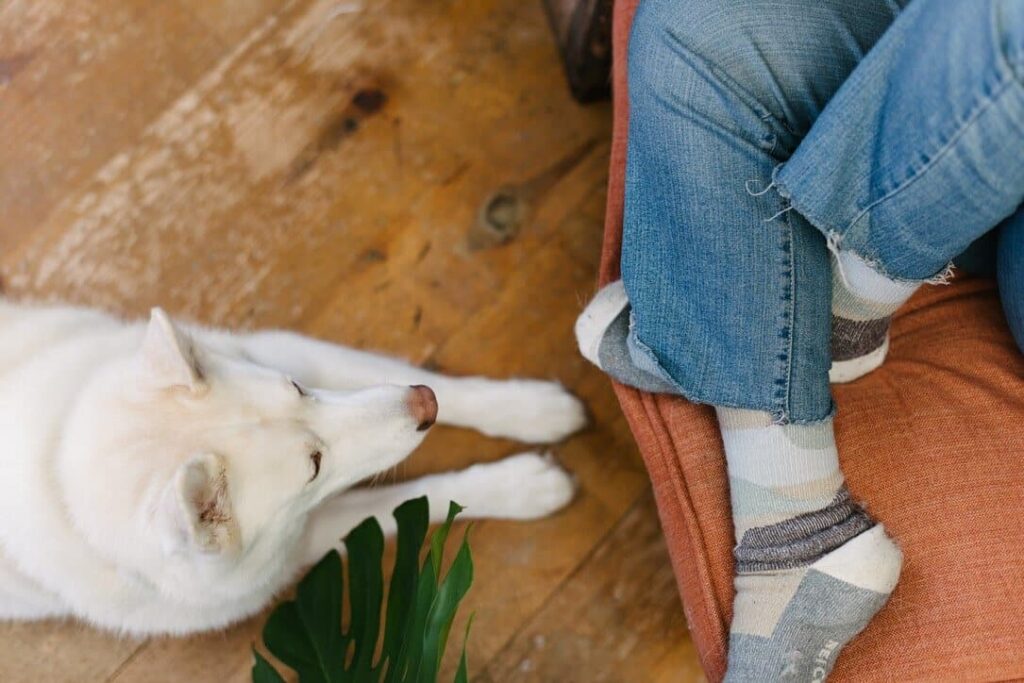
[308,449,322,482]
[290,379,307,397]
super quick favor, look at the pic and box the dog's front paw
[451,379,587,443]
[460,452,576,520]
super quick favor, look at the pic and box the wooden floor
[0,1,705,680]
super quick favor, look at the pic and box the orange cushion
[602,2,1024,680]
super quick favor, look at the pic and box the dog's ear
[141,307,202,391]
[159,453,240,557]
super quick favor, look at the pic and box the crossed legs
[579,0,1024,678]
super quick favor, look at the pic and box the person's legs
[580,1,909,679]
[617,0,891,423]
[586,0,926,418]
[583,0,1024,389]
[716,407,901,681]
[576,1,1024,678]
[777,0,1024,382]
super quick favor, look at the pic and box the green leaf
[257,498,474,683]
[402,502,462,680]
[415,532,474,683]
[263,601,327,682]
[453,614,474,683]
[263,550,349,682]
[396,549,438,681]
[343,517,385,677]
[453,649,469,683]
[380,497,429,680]
[296,550,348,678]
[429,502,464,577]
[251,648,287,683]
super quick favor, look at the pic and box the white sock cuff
[575,280,628,365]
[835,250,919,306]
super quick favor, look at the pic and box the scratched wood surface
[0,0,703,681]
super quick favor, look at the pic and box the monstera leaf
[252,498,473,683]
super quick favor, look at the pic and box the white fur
[0,299,585,635]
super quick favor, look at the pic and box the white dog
[0,300,585,635]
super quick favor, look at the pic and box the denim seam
[761,111,779,157]
[825,232,955,288]
[778,209,796,426]
[840,74,1015,267]
[777,73,1017,282]
[764,126,795,426]
[627,327,823,420]
[785,407,837,426]
[994,0,1024,86]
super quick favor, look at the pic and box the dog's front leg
[238,330,587,443]
[298,453,576,566]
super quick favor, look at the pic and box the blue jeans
[622,0,1024,423]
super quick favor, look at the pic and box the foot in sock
[577,263,920,393]
[717,408,902,681]
[574,280,679,393]
[578,286,903,677]
[727,526,902,682]
[829,250,919,383]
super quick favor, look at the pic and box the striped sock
[829,250,919,383]
[717,408,902,681]
[575,280,679,394]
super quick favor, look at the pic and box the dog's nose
[407,385,437,431]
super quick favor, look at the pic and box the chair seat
[602,2,1024,680]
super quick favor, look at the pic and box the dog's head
[59,308,435,605]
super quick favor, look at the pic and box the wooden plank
[478,493,705,683]
[0,0,226,253]
[175,0,291,47]
[0,0,609,329]
[0,0,705,679]
[0,621,141,683]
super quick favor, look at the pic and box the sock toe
[726,526,901,682]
